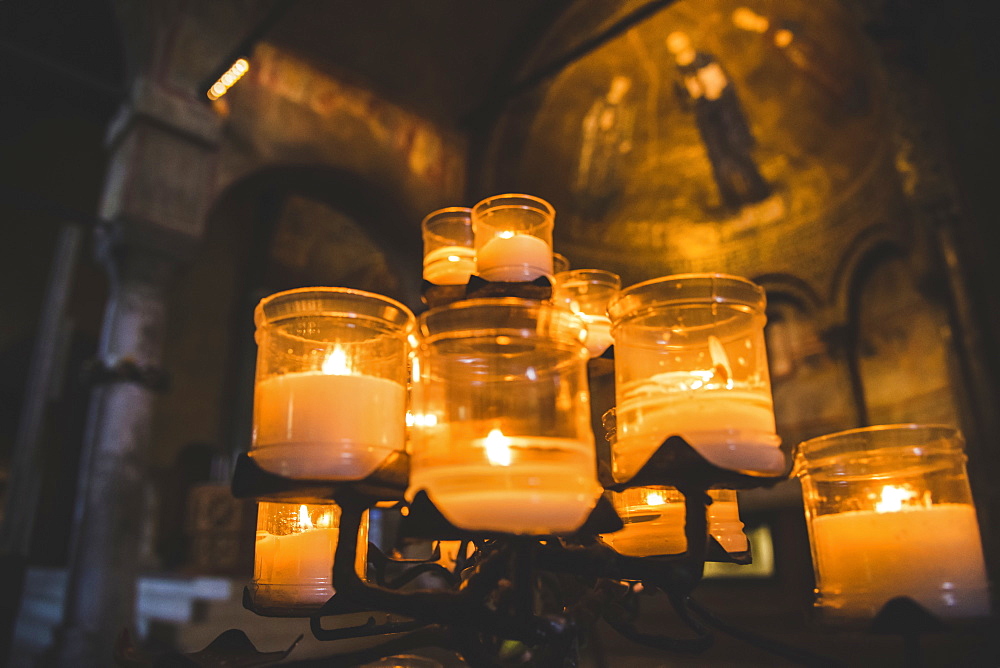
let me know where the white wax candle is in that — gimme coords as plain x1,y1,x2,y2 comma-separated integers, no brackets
477,233,553,281
580,314,613,357
409,436,600,534
604,498,746,556
253,528,339,605
810,504,990,621
423,245,476,285
253,371,406,479
615,384,782,477
606,502,686,556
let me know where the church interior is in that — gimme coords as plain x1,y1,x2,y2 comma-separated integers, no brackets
2,0,999,665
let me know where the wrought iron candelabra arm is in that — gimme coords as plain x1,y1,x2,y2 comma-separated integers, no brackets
230,432,814,666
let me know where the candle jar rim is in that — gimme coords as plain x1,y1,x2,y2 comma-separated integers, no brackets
254,286,416,333
421,207,474,244
608,273,765,325
471,193,556,221
417,297,587,346
421,206,473,224
794,423,963,476
552,252,572,274
553,268,622,289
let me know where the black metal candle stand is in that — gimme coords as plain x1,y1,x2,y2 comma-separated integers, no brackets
230,450,409,504
223,276,839,665
420,274,553,310
229,431,820,667
598,407,791,491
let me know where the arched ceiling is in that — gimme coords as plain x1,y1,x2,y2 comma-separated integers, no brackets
263,0,578,127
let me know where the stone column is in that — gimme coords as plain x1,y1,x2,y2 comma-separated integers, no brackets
50,79,220,667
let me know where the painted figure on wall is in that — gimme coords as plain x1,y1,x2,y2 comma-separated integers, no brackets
574,75,635,220
666,31,771,212
731,7,869,117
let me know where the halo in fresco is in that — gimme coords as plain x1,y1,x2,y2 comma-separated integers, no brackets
514,0,887,273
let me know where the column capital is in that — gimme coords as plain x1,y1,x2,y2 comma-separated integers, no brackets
106,77,222,150
99,78,222,258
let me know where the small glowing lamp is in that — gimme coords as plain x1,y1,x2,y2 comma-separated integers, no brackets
206,58,250,101
796,424,990,624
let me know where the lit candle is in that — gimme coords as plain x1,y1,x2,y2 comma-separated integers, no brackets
423,245,476,285
797,425,991,624
809,485,990,621
471,193,555,282
476,232,554,282
604,488,747,556
579,314,613,357
409,299,596,536
422,207,474,286
252,504,370,610
253,505,339,607
615,373,782,478
551,269,620,357
409,430,600,534
253,346,406,480
609,275,779,477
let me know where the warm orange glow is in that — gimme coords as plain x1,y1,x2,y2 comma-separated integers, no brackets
874,484,917,513
316,509,334,528
298,504,313,529
407,411,438,428
207,58,250,101
322,345,351,375
646,490,666,506
295,504,336,530
485,428,512,467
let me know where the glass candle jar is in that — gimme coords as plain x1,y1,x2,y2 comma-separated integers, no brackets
408,298,601,534
552,252,571,275
251,287,416,480
471,194,555,282
796,424,990,624
602,488,747,557
250,502,368,614
421,207,476,286
552,269,621,357
608,273,782,479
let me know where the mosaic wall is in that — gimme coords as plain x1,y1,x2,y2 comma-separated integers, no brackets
483,0,964,454
488,0,901,284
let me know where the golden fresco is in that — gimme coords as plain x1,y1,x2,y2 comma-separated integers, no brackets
491,0,897,285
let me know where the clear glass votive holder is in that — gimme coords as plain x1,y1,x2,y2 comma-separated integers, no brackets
251,287,416,479
408,298,601,534
603,488,747,556
552,269,621,357
422,207,475,286
795,424,991,624
608,273,782,479
250,501,368,614
552,252,571,275
471,194,555,282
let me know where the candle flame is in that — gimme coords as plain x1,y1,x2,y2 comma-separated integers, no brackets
322,345,351,375
485,428,512,467
498,230,515,239
298,504,314,530
316,510,335,528
646,490,666,506
875,485,917,513
407,412,438,427
708,335,734,389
